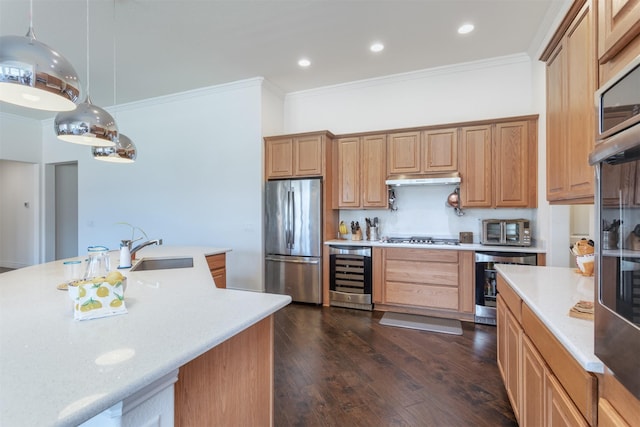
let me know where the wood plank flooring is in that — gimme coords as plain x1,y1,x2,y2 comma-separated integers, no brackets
273,304,516,427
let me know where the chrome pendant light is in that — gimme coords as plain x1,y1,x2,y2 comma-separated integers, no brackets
54,0,117,147
93,133,136,163
0,1,83,111
93,0,136,163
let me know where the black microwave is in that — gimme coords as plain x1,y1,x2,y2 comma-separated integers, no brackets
590,54,640,400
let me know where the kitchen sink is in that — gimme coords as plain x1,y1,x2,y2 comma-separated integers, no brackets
129,257,194,271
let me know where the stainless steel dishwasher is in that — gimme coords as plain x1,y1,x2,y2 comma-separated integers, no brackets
329,246,372,311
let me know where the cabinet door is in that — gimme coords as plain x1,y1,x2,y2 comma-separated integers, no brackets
566,3,595,200
265,138,293,178
522,335,546,427
495,121,531,208
294,135,323,176
497,295,507,381
546,373,589,427
388,131,421,174
362,135,388,208
422,128,457,172
599,0,640,62
460,125,492,207
598,398,631,427
336,137,361,208
546,43,568,201
505,308,522,422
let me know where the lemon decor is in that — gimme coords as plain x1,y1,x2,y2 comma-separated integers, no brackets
68,271,128,320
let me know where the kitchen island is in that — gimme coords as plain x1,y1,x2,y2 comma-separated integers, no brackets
0,246,291,427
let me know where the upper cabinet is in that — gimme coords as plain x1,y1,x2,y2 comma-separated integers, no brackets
459,117,538,208
334,135,387,209
598,0,640,64
265,132,333,179
388,129,458,175
542,0,596,204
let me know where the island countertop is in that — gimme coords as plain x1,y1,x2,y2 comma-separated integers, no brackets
0,246,291,427
495,264,603,373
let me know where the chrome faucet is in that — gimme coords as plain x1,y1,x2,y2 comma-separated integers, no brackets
130,239,163,256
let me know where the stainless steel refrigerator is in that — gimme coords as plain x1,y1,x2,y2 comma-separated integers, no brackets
265,178,322,304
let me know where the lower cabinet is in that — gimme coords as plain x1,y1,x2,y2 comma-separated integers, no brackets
206,253,226,288
374,247,474,320
496,275,595,426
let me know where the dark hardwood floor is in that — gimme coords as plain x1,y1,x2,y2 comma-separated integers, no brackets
273,303,516,427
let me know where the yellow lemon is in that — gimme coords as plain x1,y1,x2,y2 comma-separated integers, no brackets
106,271,124,284
110,299,123,308
79,286,87,298
96,286,109,298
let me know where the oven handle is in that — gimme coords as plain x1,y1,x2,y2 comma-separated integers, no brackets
589,122,640,165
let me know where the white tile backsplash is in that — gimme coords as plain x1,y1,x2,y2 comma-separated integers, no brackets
339,185,536,241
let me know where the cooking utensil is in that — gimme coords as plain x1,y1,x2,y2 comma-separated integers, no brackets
447,189,459,208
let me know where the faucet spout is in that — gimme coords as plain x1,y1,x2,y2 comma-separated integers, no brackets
130,239,163,255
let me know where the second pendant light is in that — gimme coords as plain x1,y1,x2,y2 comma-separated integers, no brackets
54,0,117,147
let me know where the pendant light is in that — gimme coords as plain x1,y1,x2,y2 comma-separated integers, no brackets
54,0,117,147
0,0,83,111
93,0,137,163
92,133,136,163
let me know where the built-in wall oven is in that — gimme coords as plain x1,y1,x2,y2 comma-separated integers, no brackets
475,251,537,325
589,53,640,400
329,246,372,311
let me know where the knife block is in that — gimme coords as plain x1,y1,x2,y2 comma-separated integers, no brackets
351,230,362,241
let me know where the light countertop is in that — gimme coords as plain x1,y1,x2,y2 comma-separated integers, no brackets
495,264,603,373
0,246,291,427
325,239,546,253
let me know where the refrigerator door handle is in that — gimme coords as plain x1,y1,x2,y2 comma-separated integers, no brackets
290,188,295,249
265,256,320,265
285,190,291,249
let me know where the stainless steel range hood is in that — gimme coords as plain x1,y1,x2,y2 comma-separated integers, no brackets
385,172,461,186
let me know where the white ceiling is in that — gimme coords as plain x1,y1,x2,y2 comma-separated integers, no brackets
0,0,570,120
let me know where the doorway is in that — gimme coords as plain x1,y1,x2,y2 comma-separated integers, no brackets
44,162,78,261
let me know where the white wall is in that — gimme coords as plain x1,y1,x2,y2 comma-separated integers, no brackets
38,78,266,291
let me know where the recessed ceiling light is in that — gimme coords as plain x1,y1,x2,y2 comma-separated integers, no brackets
458,23,475,34
298,58,311,68
370,42,384,53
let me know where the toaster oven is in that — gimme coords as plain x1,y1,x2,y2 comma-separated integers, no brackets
480,219,531,246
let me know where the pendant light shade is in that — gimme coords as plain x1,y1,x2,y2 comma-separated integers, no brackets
0,28,83,111
54,96,118,146
92,133,136,163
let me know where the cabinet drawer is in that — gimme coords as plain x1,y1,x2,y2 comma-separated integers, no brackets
384,247,459,263
496,275,522,322
522,303,597,425
206,253,226,270
386,282,459,310
385,259,458,287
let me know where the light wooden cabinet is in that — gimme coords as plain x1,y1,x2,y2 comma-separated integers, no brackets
175,316,273,426
334,134,387,209
598,0,640,63
265,132,329,179
422,128,458,172
497,274,595,427
460,118,537,208
387,131,421,174
598,398,630,427
542,0,596,204
388,129,458,175
546,373,589,427
375,248,474,321
460,125,492,207
206,253,226,288
522,335,546,427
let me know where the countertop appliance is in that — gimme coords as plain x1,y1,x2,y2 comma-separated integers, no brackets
384,236,460,245
329,245,372,311
480,218,531,247
475,251,537,325
589,53,640,400
265,178,322,304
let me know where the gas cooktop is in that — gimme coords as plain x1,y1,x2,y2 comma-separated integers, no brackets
385,236,460,245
